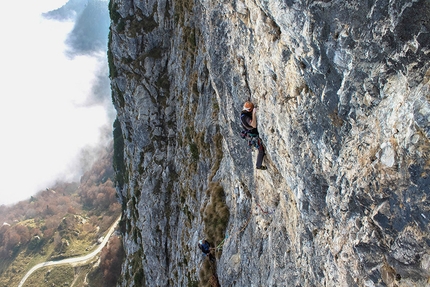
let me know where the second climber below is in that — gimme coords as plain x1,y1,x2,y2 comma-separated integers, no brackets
240,101,267,170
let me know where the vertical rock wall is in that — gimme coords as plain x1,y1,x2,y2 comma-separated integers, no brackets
108,0,430,286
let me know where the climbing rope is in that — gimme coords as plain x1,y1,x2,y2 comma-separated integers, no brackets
199,188,276,287
255,202,275,214
215,236,227,251
214,197,274,252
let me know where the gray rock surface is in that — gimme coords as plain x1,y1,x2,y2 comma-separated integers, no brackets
108,0,430,286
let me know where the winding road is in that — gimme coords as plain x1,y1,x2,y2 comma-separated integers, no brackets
18,216,121,287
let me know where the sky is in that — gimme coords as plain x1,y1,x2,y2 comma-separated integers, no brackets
0,0,114,205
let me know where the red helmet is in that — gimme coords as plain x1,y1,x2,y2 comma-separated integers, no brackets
243,101,254,112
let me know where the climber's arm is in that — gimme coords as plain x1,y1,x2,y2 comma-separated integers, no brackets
250,108,257,128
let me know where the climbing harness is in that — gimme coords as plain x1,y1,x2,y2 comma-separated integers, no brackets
240,130,262,150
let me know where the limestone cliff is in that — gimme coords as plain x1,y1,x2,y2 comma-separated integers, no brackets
108,0,430,286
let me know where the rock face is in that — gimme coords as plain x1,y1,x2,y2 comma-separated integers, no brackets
108,0,430,286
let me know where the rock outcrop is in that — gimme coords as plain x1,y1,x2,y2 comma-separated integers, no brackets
108,0,430,286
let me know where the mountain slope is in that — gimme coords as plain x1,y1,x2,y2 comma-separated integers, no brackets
0,143,122,287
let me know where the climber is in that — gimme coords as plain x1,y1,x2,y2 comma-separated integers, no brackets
240,101,267,170
198,239,215,262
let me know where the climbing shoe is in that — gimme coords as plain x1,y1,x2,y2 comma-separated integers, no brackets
256,166,267,170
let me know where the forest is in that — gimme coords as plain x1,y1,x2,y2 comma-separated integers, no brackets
0,142,124,287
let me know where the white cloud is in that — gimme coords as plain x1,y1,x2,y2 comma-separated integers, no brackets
0,0,112,205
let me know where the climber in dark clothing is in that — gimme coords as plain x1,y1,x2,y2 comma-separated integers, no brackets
241,101,267,170
198,239,215,262
198,239,211,255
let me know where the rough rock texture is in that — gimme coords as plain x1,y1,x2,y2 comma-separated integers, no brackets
108,0,430,286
